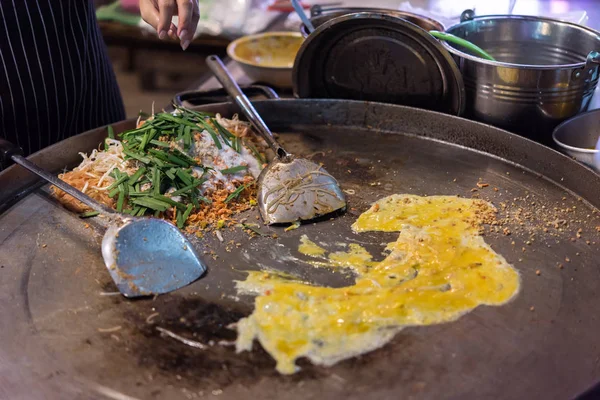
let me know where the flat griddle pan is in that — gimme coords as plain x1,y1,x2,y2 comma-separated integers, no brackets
1,99,599,400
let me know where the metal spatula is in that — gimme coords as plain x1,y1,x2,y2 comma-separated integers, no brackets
205,55,346,225
0,139,206,298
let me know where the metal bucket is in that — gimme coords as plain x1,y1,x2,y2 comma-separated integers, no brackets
299,6,444,38
441,12,600,145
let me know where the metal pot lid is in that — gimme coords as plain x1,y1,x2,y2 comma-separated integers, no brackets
293,12,465,116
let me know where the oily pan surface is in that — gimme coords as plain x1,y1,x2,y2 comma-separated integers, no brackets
0,102,599,400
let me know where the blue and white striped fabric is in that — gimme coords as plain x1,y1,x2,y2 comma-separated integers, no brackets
0,0,125,156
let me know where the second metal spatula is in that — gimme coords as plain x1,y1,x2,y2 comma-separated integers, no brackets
0,138,206,298
205,55,346,225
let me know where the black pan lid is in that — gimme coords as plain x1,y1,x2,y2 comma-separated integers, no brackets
293,12,465,116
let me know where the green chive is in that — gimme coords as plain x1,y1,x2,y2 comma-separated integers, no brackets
132,197,170,212
107,125,115,139
149,139,170,148
244,140,266,164
148,148,170,162
204,126,222,150
220,165,247,175
176,169,193,186
165,152,190,167
157,113,199,129
147,156,172,168
139,131,149,151
109,187,119,198
123,150,151,164
154,194,186,210
79,211,100,218
137,207,148,216
211,118,231,147
171,147,199,166
106,173,130,191
183,127,192,149
165,169,176,180
182,203,194,221
170,183,198,196
128,167,147,185
224,183,250,204
241,223,268,236
176,209,184,229
197,195,211,204
116,188,125,212
152,167,161,195
120,124,152,139
232,136,241,153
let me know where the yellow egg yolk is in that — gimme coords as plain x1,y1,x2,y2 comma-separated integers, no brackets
235,194,521,374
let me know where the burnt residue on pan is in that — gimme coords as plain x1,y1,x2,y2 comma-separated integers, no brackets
100,294,329,393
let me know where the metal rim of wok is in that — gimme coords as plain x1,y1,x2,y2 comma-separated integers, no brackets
1,98,599,400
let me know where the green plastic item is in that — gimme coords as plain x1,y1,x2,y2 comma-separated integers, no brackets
96,1,141,26
429,30,496,61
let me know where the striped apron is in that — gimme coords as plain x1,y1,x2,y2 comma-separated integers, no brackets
0,0,125,156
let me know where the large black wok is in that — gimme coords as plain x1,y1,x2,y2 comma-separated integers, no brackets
1,98,599,400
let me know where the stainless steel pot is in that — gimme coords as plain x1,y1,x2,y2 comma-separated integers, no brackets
299,6,444,38
552,108,600,172
441,12,600,145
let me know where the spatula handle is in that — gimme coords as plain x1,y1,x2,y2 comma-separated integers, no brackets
0,138,115,215
206,55,289,159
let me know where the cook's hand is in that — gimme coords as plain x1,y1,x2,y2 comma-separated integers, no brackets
139,0,200,50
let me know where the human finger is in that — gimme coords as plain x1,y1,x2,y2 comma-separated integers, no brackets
157,0,177,37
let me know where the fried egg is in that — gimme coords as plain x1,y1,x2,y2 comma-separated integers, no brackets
235,194,521,374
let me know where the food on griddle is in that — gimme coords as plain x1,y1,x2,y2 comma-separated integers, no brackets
52,107,268,229
235,194,520,374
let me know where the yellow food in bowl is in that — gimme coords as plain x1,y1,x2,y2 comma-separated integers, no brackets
228,32,303,69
